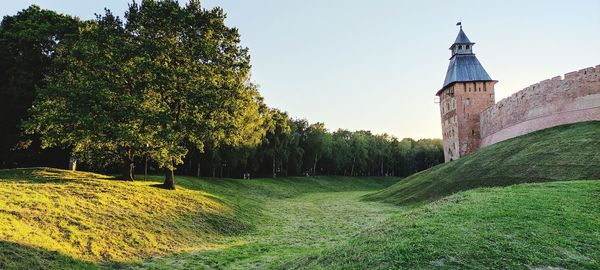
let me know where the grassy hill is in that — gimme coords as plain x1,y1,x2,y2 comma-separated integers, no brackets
0,168,398,269
1,122,598,269
365,121,600,205
282,180,600,269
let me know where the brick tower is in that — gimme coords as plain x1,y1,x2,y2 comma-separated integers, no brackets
436,25,497,162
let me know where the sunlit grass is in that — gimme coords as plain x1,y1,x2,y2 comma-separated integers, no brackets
0,168,398,269
137,191,401,269
0,168,251,267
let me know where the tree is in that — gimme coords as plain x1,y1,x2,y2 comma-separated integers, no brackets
0,5,79,168
330,129,351,175
260,109,292,177
128,0,265,189
25,1,266,187
348,131,369,176
24,10,152,181
303,123,332,175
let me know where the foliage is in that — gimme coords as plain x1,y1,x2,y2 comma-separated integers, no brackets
3,3,442,181
23,11,150,179
365,121,600,205
283,180,600,269
192,116,443,179
0,5,79,168
23,1,266,186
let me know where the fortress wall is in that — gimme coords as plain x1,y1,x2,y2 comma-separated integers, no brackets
480,65,600,148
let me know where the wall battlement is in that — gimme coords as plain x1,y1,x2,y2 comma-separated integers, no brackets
480,65,600,147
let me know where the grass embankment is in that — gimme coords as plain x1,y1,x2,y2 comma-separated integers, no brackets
365,121,600,205
139,190,400,269
284,180,600,269
0,167,398,269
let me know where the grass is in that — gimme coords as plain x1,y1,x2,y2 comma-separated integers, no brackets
0,167,398,269
283,180,600,269
135,191,400,269
1,122,598,269
0,167,256,268
365,121,600,205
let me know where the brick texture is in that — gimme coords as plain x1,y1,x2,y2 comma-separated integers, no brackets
479,65,600,148
438,81,496,162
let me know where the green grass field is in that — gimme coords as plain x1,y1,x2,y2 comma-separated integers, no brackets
0,122,598,269
0,168,399,269
365,121,600,205
284,180,600,269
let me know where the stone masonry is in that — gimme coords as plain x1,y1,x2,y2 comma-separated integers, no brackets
479,65,600,147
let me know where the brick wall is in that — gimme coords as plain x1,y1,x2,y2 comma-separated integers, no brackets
480,65,600,148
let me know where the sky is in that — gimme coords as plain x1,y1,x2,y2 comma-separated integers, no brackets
3,1,600,139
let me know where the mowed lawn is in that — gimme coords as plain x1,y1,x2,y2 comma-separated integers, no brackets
0,168,400,269
137,191,400,269
285,180,600,269
0,168,598,269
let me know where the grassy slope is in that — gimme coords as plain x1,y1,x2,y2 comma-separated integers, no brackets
365,121,600,205
0,168,398,269
283,180,600,269
137,191,401,269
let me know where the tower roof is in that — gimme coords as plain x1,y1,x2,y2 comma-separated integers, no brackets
442,54,492,88
439,27,493,91
454,28,472,44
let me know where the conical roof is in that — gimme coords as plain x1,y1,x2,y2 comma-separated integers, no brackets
439,28,493,91
442,54,492,88
454,28,472,44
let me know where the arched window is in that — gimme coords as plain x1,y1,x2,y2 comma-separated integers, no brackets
466,45,470,49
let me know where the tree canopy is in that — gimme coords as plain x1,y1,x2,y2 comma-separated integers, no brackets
0,5,79,167
24,0,266,188
1,1,444,187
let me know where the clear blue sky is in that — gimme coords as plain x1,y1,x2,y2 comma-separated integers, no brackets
3,1,600,139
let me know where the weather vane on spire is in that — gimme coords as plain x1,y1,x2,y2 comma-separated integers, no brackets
456,21,462,29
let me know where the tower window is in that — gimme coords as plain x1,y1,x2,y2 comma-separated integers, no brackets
466,45,470,49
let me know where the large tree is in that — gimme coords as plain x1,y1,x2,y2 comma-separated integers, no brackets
26,1,265,187
24,10,152,180
0,6,79,168
126,0,265,189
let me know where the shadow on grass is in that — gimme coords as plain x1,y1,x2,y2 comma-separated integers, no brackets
0,241,99,270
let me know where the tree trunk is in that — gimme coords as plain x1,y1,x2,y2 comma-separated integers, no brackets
163,165,176,190
122,149,134,181
313,153,318,176
272,156,276,178
351,156,356,176
68,157,77,171
196,162,201,177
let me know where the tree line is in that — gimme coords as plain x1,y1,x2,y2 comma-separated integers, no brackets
0,1,443,189
193,112,444,178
